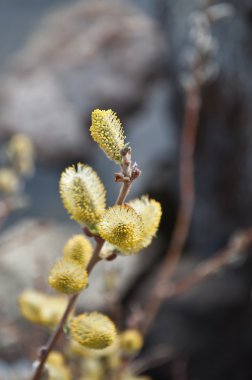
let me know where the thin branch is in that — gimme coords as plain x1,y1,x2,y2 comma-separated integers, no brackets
132,346,174,375
141,86,200,335
116,181,132,206
115,146,141,205
164,227,252,299
31,238,105,380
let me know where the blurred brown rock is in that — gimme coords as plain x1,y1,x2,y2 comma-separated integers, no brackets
0,0,165,161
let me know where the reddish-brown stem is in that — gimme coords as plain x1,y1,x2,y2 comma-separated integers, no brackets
32,293,78,379
115,146,140,205
164,227,252,299
132,346,174,375
31,238,104,380
141,86,200,334
116,181,132,205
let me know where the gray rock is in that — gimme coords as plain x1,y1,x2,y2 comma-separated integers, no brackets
0,360,31,380
0,0,165,161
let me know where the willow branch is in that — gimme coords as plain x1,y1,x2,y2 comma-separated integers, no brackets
116,181,132,205
141,86,200,334
115,146,141,205
131,346,174,375
163,227,252,299
31,149,141,380
31,238,105,380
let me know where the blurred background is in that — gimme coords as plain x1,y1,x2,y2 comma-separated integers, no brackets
1,0,252,379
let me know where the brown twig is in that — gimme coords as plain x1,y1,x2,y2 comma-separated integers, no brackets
31,238,105,380
131,346,174,375
116,182,132,206
163,227,252,299
140,86,200,334
115,146,141,205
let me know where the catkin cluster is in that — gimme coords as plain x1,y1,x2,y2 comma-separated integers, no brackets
48,234,91,294
60,109,162,254
19,108,161,380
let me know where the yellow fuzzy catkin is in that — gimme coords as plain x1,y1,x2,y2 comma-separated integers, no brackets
79,358,104,379
68,338,119,359
46,351,71,380
129,196,162,250
48,259,88,294
70,312,117,349
60,163,106,229
18,290,69,328
120,329,144,354
98,205,144,255
90,109,126,163
47,351,64,366
0,168,19,194
7,133,34,177
8,133,34,159
63,235,92,267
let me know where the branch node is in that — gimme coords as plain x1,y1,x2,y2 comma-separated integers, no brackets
83,227,94,237
38,346,47,359
105,252,117,261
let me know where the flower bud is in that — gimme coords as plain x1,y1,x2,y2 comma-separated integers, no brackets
0,168,19,194
68,338,119,359
70,312,117,349
48,259,88,294
90,109,126,163
98,205,144,255
63,234,92,267
18,290,69,328
46,351,71,380
47,351,64,366
129,196,162,250
60,163,106,229
7,133,34,177
120,329,144,355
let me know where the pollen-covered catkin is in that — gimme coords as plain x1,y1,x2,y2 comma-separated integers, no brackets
63,234,92,267
7,133,34,177
46,351,71,380
70,312,117,349
120,329,144,355
48,258,88,294
129,196,162,250
0,168,19,194
18,290,69,328
98,205,144,254
60,163,106,229
90,109,126,163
